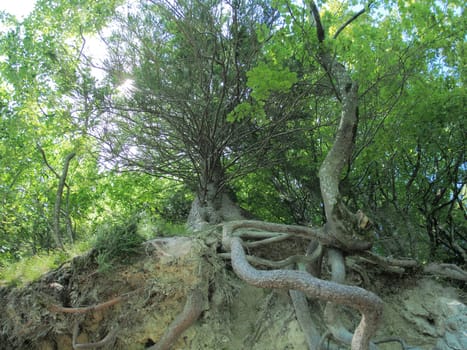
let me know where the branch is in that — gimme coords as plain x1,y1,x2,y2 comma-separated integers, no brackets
333,4,369,39
309,1,325,42
37,144,60,179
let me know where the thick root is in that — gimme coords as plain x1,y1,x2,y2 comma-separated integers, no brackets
148,287,205,350
289,289,321,349
229,237,383,350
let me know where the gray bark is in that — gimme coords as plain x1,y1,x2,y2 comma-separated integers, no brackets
53,152,76,249
230,237,383,350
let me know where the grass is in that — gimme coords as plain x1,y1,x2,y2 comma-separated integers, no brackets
0,240,92,287
92,217,146,272
0,217,190,287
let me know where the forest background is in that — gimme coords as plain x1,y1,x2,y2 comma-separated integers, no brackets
0,0,465,286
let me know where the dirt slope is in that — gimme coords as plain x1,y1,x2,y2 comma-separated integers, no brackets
0,236,465,350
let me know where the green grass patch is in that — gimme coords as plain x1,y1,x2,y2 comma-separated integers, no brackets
0,215,190,286
0,241,92,287
92,216,146,273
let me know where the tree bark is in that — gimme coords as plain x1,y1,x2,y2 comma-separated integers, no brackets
230,237,383,350
38,145,76,250
53,152,76,249
309,3,380,349
187,156,243,230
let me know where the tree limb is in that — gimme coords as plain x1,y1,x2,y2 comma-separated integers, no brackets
309,1,325,42
333,4,371,40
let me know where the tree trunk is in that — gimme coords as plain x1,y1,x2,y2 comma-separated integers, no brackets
187,156,243,230
53,152,76,250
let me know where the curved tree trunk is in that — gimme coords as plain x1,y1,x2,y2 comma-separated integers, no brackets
309,2,381,348
38,144,76,250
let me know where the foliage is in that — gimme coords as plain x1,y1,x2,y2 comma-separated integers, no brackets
242,0,466,262
92,215,146,272
0,0,465,270
0,0,122,257
94,0,289,221
0,241,91,287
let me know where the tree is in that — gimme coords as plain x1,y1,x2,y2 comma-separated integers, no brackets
221,1,466,350
0,0,121,255
96,0,287,229
1,1,466,349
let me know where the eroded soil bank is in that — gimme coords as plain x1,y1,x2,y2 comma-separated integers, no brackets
1,236,465,350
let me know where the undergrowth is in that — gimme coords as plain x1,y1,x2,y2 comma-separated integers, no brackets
93,216,146,272
0,214,189,285
92,213,189,272
0,241,91,287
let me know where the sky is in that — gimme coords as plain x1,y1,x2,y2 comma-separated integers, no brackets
0,0,36,18
0,0,109,80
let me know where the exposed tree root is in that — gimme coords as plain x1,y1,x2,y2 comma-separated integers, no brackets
222,220,372,253
227,235,383,350
243,291,276,347
423,263,467,281
72,322,118,349
222,218,467,350
374,337,414,350
289,289,321,349
318,330,333,349
148,287,205,350
219,252,320,268
49,295,123,349
361,252,467,281
48,296,123,314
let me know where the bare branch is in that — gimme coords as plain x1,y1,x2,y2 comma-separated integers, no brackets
37,144,61,179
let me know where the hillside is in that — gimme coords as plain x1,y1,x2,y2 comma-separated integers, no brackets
1,233,465,350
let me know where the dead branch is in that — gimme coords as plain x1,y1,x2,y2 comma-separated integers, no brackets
333,2,374,39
